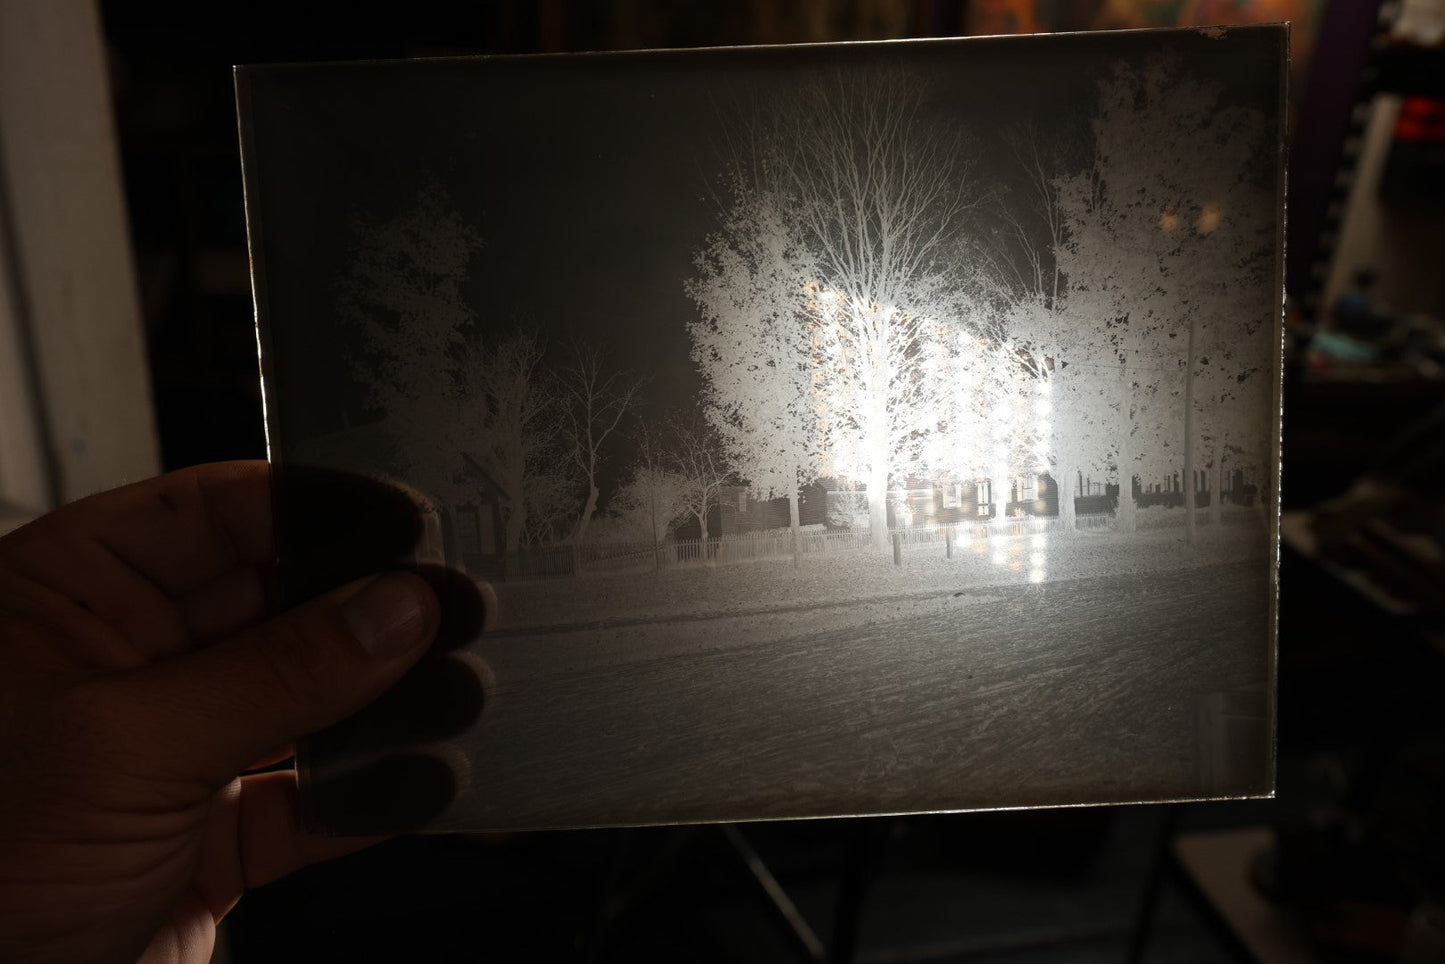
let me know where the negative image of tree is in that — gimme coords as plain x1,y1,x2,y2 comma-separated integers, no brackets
1050,54,1273,536
688,184,822,566
336,183,484,496
692,69,986,550
558,342,645,547
460,330,570,553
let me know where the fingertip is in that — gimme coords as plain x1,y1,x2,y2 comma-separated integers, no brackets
340,572,440,660
412,565,486,651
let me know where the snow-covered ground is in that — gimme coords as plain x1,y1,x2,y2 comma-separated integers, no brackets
411,516,1278,831
450,554,1273,831
487,518,1271,634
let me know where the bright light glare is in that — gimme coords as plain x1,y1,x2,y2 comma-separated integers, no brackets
1198,202,1221,234
1029,568,1047,584
1031,534,1047,549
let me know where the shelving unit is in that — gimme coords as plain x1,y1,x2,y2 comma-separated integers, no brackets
1306,3,1445,324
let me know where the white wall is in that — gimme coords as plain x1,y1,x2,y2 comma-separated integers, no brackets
0,0,159,530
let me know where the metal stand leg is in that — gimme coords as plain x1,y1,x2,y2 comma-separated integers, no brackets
830,820,884,964
722,824,828,963
1125,805,1180,964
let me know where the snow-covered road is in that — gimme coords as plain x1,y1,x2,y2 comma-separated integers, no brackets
441,559,1272,831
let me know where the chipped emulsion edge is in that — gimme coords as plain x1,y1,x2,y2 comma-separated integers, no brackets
235,64,321,826
233,67,273,469
1268,22,1290,798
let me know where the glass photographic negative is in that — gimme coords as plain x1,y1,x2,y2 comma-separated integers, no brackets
237,24,1286,833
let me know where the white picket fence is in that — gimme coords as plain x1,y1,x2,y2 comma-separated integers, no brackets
507,513,1121,579
505,505,1264,580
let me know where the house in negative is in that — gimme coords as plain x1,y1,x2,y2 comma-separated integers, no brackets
929,479,994,523
818,473,1064,529
453,453,508,580
288,417,507,579
1004,472,1060,518
673,484,825,540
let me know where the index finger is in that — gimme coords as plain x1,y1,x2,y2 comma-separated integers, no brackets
57,460,275,598
11,460,430,606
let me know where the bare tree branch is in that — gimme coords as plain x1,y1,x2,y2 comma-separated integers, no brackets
557,340,646,546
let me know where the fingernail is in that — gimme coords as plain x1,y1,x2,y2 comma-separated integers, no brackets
343,574,430,658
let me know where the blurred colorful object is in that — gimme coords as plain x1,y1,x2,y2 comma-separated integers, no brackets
967,0,1321,32
967,0,1324,87
1382,97,1445,203
1394,97,1445,144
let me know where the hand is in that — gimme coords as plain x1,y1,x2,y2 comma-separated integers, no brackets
0,461,441,963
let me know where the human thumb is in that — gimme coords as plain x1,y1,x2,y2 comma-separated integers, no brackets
121,572,439,789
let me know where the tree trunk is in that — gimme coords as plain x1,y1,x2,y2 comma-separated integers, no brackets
867,462,889,551
866,345,891,552
788,488,801,569
503,472,526,553
1210,444,1224,528
1254,470,1270,527
1183,314,1198,546
1057,461,1076,532
1115,364,1136,533
573,482,599,547
696,508,711,565
650,485,662,571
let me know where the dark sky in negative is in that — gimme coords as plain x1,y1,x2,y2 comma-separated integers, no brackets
242,25,1284,449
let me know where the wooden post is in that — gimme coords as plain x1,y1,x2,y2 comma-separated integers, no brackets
789,490,802,570
945,525,953,559
892,530,902,566
1184,305,1198,546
